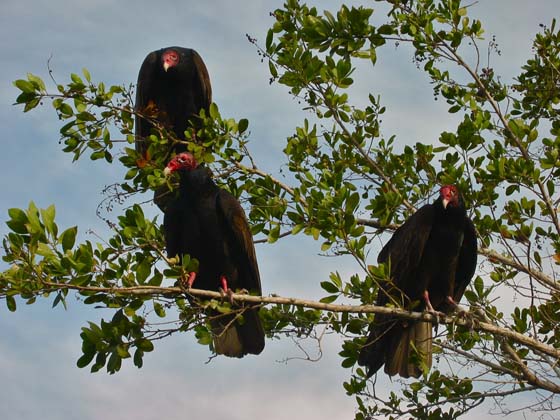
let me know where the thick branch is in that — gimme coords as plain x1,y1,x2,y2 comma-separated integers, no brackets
40,281,560,362
501,340,560,394
475,310,560,394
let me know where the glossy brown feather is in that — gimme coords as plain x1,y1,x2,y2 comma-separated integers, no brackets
358,186,477,378
163,156,264,357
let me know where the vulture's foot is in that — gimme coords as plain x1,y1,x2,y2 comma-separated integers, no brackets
180,271,197,289
446,295,459,309
446,296,470,318
219,275,235,305
423,290,436,313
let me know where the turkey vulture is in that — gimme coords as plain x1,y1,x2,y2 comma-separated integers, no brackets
358,185,477,378
163,152,265,357
135,46,212,159
135,46,212,210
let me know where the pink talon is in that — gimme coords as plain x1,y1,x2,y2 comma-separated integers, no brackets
423,290,435,312
446,295,458,307
220,275,228,293
187,272,197,288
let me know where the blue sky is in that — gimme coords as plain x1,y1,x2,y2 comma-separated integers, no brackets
1,1,557,419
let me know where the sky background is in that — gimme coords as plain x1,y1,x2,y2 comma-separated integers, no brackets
1,1,557,419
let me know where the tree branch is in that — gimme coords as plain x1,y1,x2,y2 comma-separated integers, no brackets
479,247,559,292
40,281,560,364
474,309,560,394
439,341,520,378
438,38,560,237
233,160,307,207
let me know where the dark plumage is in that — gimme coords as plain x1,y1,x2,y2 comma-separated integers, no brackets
135,46,212,211
135,46,212,159
163,153,265,357
358,185,477,378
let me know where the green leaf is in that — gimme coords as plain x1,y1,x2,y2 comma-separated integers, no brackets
136,339,154,352
107,352,122,374
330,272,342,288
13,79,35,93
59,226,78,252
238,118,249,134
6,295,17,312
76,352,95,368
133,349,144,368
341,357,355,368
76,111,96,122
195,326,213,345
321,280,339,293
209,102,219,119
40,204,57,238
7,208,28,234
27,73,46,92
59,103,74,116
319,295,338,303
116,344,130,358
82,68,91,83
37,242,55,258
291,224,304,235
310,227,320,240
265,29,274,50
268,223,281,243
23,97,41,112
52,291,67,309
26,201,43,234
70,73,84,85
449,105,461,113
269,60,278,78
136,258,151,284
153,302,166,318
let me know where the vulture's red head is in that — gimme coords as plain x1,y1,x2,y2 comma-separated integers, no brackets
162,49,180,72
164,153,198,176
440,185,460,209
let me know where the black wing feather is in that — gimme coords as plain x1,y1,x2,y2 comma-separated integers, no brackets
215,189,265,355
377,204,435,300
453,216,478,303
191,50,212,113
216,190,261,294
